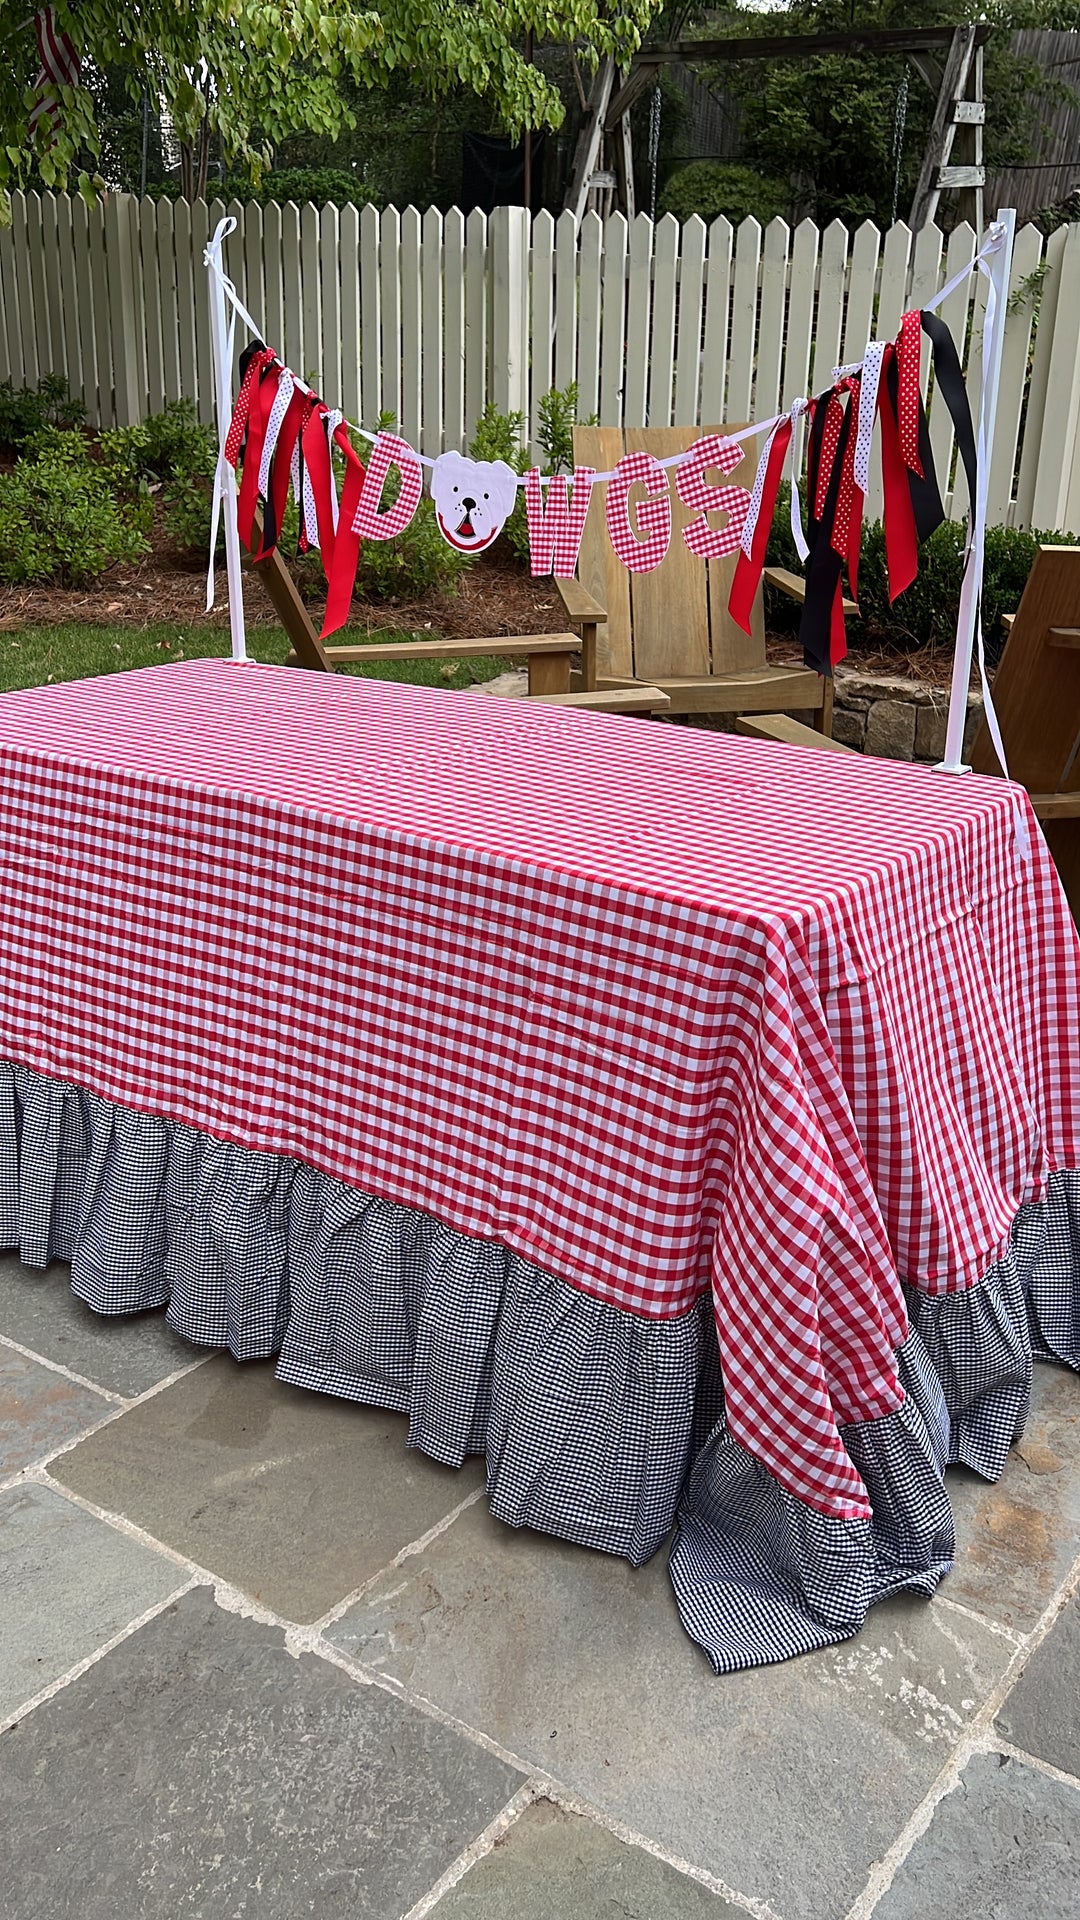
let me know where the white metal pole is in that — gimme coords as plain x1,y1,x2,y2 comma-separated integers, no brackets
937,208,1016,773
207,226,249,664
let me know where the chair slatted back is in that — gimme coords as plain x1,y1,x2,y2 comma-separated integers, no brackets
572,425,766,681
970,545,1080,794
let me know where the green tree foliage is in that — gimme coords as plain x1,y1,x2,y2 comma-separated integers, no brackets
1,0,666,202
659,159,790,224
695,1,1080,230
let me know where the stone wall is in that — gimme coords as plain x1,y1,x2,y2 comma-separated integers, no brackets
829,671,984,763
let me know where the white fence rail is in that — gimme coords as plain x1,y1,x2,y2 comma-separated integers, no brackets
3,192,1080,530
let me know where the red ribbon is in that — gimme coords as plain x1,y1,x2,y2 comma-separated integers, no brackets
321,431,369,637
236,360,283,550
257,382,310,561
896,309,924,479
878,343,920,602
728,416,793,637
224,348,275,472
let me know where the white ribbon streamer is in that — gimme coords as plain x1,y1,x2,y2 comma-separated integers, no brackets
853,342,887,497
787,398,810,562
204,218,247,662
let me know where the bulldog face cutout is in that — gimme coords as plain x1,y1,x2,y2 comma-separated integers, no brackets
431,452,519,552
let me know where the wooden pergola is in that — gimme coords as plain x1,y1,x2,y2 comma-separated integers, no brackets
565,23,991,232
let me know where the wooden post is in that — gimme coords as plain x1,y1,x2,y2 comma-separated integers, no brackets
565,56,615,220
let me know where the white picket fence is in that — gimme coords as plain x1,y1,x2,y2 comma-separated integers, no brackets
4,191,1080,530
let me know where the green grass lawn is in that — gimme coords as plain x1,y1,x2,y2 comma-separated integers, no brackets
0,622,512,696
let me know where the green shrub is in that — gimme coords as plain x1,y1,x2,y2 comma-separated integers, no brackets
96,401,217,555
149,167,377,208
0,455,151,585
659,162,789,228
764,481,1080,664
468,401,531,560
467,383,598,564
0,373,85,451
99,399,215,492
326,415,468,601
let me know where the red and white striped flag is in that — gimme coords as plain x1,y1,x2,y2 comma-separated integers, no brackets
28,8,80,143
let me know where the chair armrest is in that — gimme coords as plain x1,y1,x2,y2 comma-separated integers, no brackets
764,565,858,618
556,578,607,626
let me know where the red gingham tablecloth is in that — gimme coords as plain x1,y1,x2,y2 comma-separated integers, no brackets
0,659,1077,1520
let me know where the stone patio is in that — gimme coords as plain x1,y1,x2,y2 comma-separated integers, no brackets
2,1252,1078,1919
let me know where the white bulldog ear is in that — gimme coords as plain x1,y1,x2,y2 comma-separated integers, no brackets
487,459,521,517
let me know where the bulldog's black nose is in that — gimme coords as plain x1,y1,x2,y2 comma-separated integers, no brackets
460,496,477,512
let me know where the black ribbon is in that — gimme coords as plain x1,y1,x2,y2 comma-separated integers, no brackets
798,388,856,677
921,310,978,513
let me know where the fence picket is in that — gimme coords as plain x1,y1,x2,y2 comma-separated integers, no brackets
443,208,465,452
988,222,1043,526
700,219,732,424
1031,223,1080,530
399,205,423,450
378,206,402,431
624,214,654,427
600,212,629,428
576,209,603,424
552,210,578,396
172,199,196,433
339,203,362,426
359,203,381,429
152,197,178,405
189,200,212,425
10,195,38,388
242,199,265,355
811,221,849,395
843,223,881,366
755,218,790,421
673,216,706,427
491,206,530,426
530,210,556,446
421,207,444,455
299,203,321,395
139,195,165,414
782,220,819,410
464,208,487,445
53,194,83,405
727,218,762,421
262,202,285,380
0,209,19,384
320,202,343,420
648,213,679,426
281,203,304,377
25,194,52,382
40,194,64,381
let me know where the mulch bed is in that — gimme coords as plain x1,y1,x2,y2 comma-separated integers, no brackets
0,533,956,685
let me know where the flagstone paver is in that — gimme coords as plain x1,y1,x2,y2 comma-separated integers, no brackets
871,1751,1080,1920
432,1799,744,1918
0,1255,194,1398
0,1586,525,1920
944,1362,1080,1634
327,1501,1011,1920
0,1481,183,1723
995,1592,1080,1778
50,1356,484,1621
0,1345,111,1477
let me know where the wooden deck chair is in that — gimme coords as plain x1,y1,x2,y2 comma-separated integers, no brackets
247,515,670,717
555,426,851,732
970,544,1080,919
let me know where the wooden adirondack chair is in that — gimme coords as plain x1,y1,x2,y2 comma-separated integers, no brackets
556,426,844,732
247,514,670,715
970,544,1080,918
